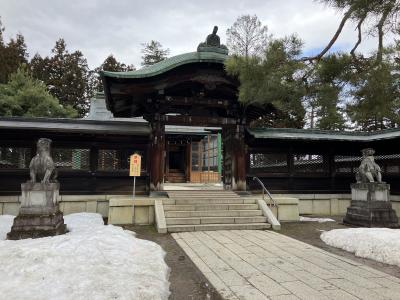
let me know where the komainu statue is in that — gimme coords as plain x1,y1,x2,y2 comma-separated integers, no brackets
356,148,382,183
29,138,57,184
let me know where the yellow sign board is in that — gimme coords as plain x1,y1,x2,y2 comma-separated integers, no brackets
129,154,141,177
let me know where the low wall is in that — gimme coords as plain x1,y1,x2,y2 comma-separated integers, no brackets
0,195,157,226
272,193,400,217
1,194,400,225
108,198,157,225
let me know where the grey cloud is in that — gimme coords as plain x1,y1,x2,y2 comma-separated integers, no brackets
0,0,387,68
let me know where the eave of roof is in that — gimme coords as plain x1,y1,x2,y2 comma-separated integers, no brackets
101,51,228,79
0,117,151,136
247,128,400,142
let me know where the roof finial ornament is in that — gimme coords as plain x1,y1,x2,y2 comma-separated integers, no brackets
197,25,228,55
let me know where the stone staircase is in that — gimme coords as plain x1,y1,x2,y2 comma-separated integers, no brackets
164,190,271,232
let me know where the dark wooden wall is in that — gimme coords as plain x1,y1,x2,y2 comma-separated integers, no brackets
246,137,400,195
0,128,150,195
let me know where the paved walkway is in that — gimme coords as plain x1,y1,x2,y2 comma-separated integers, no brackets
172,230,400,300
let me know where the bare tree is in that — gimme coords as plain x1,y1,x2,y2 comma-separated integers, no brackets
226,15,269,57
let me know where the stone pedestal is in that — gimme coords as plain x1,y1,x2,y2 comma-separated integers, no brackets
343,182,399,228
7,182,67,240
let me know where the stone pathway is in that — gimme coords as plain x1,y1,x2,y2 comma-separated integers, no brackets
172,230,400,300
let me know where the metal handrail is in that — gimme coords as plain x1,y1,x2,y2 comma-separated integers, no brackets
252,176,277,207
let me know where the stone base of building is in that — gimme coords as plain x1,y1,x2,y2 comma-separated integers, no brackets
7,211,67,240
343,182,399,228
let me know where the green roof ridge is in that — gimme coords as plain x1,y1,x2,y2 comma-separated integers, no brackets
247,127,400,136
101,51,228,79
247,127,400,141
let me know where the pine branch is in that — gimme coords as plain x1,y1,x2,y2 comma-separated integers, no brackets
377,4,393,63
300,7,355,62
350,13,367,59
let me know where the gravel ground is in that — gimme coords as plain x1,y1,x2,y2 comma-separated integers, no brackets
123,225,223,300
279,215,400,278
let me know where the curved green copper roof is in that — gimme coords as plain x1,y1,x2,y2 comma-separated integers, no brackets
247,127,400,141
101,51,228,79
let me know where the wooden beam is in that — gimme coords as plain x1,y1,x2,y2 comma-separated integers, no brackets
158,115,237,126
158,96,230,108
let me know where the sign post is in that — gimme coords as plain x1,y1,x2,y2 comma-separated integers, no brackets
129,153,141,224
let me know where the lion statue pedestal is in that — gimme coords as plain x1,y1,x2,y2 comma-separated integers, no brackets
7,138,66,240
343,148,399,228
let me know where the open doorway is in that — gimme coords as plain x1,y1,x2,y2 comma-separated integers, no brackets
165,144,186,183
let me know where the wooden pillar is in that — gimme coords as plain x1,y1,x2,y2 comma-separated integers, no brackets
150,121,165,191
89,145,98,194
217,133,222,180
222,125,247,191
185,142,191,182
207,134,211,183
234,125,246,191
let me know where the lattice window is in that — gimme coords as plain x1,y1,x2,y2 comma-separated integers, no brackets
334,155,362,174
250,153,288,172
98,149,123,170
0,147,31,169
53,148,90,170
375,154,400,174
335,154,400,174
293,154,326,173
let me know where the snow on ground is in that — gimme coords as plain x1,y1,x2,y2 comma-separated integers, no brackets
0,215,15,240
300,216,335,223
0,212,170,300
321,228,400,267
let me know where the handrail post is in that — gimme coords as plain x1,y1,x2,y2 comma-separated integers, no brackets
252,176,277,207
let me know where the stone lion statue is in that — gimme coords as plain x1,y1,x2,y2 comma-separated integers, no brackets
356,148,382,183
29,138,57,184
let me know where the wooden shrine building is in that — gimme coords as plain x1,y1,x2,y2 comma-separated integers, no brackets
101,27,268,191
0,27,400,195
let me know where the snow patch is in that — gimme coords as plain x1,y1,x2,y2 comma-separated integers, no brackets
0,212,170,300
0,215,15,240
300,216,335,223
321,228,400,267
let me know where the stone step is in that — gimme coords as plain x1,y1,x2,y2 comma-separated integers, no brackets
167,223,271,232
166,216,268,225
164,203,259,211
165,209,263,218
170,195,241,199
168,193,240,196
175,198,248,205
168,190,236,193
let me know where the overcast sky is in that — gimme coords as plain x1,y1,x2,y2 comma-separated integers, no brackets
0,0,391,69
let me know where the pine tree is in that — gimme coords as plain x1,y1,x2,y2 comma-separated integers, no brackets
347,58,400,130
89,54,135,93
30,39,91,117
225,35,306,128
0,19,28,84
141,40,170,66
0,65,77,118
305,54,353,130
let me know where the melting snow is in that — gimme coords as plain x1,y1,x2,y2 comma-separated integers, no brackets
300,216,335,223
321,228,400,267
0,212,170,300
0,215,15,240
